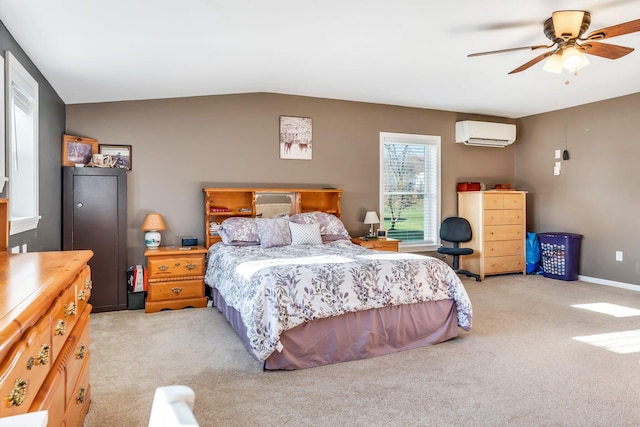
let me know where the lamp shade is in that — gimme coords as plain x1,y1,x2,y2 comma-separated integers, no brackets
141,213,167,231
363,211,380,225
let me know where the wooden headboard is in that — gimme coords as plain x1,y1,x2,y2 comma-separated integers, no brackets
203,188,342,248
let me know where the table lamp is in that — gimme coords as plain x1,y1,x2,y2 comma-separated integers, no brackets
141,213,167,250
363,211,380,238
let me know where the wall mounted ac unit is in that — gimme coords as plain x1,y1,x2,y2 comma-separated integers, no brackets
455,121,516,148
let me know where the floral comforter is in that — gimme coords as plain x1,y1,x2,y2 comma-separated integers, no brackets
205,241,472,361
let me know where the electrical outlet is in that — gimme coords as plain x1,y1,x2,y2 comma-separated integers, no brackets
616,251,623,262
555,149,561,159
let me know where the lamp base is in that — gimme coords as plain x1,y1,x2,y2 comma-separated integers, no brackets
145,230,162,250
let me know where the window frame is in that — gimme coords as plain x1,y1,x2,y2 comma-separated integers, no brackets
5,51,40,235
379,132,441,252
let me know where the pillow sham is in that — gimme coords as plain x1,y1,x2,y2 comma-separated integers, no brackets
289,222,323,246
256,217,292,248
289,211,351,239
218,217,260,246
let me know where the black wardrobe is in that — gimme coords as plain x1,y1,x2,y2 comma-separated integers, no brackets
63,167,127,312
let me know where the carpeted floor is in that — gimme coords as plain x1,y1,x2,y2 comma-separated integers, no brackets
84,274,640,426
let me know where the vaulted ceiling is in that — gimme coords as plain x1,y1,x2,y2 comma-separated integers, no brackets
1,1,640,118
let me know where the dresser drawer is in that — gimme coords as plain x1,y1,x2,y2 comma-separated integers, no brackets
0,317,53,417
65,354,91,427
483,209,524,225
483,193,524,210
49,284,79,361
28,360,66,427
503,194,524,210
148,279,204,302
148,256,205,279
66,308,90,408
75,266,93,316
484,225,524,241
484,255,525,274
484,240,524,257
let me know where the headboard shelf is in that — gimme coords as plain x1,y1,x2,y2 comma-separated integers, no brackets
203,188,342,248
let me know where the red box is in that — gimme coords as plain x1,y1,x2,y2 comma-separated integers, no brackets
457,182,481,192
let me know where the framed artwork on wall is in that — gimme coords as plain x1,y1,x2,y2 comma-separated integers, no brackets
99,144,132,170
62,134,98,166
279,116,312,160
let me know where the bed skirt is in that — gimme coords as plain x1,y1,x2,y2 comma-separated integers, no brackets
211,287,459,370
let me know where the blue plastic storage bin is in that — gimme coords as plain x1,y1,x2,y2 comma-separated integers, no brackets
538,232,582,281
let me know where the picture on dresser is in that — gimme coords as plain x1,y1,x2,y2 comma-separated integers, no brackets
63,134,98,166
279,115,312,160
100,144,132,170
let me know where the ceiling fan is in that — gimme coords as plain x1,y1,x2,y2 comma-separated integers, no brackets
468,10,640,74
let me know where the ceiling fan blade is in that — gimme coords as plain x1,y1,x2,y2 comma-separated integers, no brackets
579,41,634,59
508,51,555,74
584,18,640,40
468,44,551,57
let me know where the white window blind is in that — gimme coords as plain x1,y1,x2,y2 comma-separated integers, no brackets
379,132,441,252
6,51,40,235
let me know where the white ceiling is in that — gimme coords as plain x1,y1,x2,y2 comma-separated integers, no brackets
1,1,640,118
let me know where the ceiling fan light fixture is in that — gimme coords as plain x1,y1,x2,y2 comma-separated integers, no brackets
561,46,584,70
543,53,563,73
552,10,586,39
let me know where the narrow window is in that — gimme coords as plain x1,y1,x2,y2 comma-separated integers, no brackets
6,51,39,234
380,132,441,252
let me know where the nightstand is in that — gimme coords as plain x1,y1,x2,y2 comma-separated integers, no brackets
351,237,401,252
145,246,209,313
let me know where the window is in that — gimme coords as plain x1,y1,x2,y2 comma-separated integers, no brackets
6,51,39,235
379,132,441,252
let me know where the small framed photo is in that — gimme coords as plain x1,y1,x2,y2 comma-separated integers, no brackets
99,144,132,171
377,229,387,238
63,134,98,166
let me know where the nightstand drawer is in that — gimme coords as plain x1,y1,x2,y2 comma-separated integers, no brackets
350,238,400,252
148,256,205,278
148,279,203,302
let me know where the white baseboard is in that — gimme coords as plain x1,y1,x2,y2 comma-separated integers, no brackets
578,275,640,292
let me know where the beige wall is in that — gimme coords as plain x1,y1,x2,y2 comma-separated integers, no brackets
66,93,515,265
516,92,640,285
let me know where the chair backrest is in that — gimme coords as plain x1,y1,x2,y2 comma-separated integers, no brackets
439,217,472,243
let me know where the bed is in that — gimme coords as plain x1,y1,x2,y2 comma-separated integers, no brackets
204,212,472,370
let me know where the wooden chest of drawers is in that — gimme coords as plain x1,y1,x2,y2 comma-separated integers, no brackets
458,190,527,280
145,246,209,313
0,250,93,426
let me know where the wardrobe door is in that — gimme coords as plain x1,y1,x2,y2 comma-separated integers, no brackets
63,167,127,312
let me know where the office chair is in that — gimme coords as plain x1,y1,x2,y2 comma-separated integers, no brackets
437,217,481,281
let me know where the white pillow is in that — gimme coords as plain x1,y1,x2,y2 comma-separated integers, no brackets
289,222,323,246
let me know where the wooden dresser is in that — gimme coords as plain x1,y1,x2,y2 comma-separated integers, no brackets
0,250,93,426
458,190,527,280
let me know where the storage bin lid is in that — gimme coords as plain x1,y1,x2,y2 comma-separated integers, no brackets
538,232,583,239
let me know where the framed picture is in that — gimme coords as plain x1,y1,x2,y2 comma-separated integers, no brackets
99,144,132,171
62,134,98,166
279,116,312,160
377,229,388,238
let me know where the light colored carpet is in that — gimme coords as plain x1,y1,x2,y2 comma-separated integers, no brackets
84,275,640,426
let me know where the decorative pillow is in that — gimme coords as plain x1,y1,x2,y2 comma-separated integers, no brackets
218,217,260,246
256,217,292,248
289,211,351,239
289,222,323,246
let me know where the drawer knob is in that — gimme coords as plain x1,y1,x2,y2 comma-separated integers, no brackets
174,262,181,267
186,263,196,270
36,344,50,366
78,290,86,301
7,378,27,407
77,344,86,360
85,279,93,290
55,319,66,336
76,387,86,404
158,265,169,271
171,287,183,295
65,302,77,316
